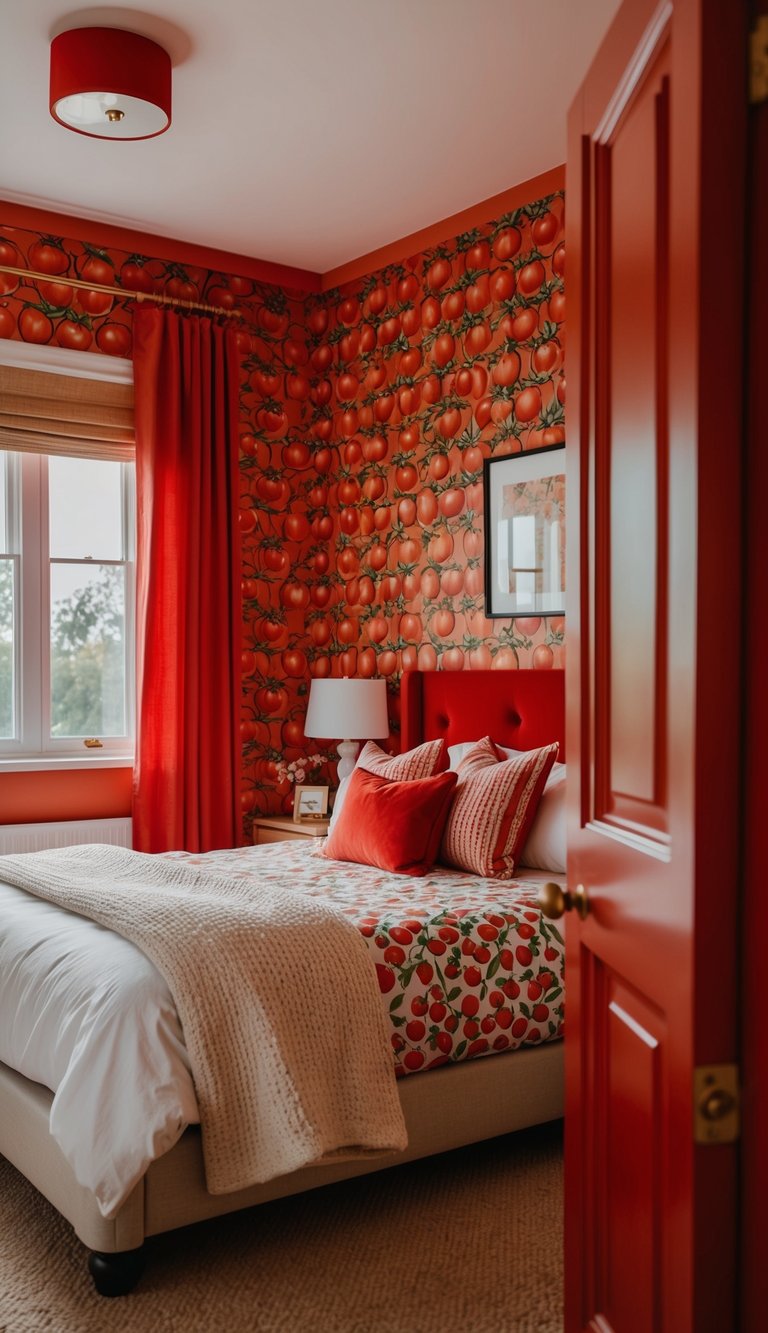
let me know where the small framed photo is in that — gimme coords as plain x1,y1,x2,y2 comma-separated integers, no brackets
293,785,330,823
483,445,566,618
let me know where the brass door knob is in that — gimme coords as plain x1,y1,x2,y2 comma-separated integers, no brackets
699,1087,737,1121
538,880,590,921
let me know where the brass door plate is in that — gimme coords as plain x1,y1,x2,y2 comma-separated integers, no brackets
751,15,768,105
694,1064,740,1145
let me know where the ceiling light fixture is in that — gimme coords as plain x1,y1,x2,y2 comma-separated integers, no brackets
50,27,172,140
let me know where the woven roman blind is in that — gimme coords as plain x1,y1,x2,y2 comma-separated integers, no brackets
0,365,135,460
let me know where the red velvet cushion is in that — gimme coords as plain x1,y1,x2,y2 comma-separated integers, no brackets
323,766,458,876
328,737,448,835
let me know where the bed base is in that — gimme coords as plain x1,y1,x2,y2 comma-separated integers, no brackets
2,669,567,1295
0,1041,563,1295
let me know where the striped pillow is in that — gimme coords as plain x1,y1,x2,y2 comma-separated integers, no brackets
440,736,559,878
357,738,447,781
329,738,447,833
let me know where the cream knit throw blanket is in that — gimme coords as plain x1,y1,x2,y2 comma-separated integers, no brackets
0,844,407,1195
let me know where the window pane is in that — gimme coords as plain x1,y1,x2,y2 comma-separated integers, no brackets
50,563,127,737
0,558,14,738
49,456,124,560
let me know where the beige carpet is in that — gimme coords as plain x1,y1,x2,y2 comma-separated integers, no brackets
0,1122,563,1333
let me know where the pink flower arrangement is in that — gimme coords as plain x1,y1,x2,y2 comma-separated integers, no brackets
275,753,326,786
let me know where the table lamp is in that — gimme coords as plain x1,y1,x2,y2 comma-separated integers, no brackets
304,678,389,783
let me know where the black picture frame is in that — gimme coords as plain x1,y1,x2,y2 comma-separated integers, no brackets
483,444,566,618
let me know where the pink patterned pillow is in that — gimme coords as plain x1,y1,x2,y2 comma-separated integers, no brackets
440,736,559,878
357,738,447,780
329,738,447,833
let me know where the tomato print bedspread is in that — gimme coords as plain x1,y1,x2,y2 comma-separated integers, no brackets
168,841,565,1078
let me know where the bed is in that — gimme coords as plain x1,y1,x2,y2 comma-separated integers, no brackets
0,667,566,1296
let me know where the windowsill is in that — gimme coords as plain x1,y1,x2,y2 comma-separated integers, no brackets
0,756,134,773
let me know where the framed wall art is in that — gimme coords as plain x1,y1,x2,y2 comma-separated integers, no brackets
483,445,565,618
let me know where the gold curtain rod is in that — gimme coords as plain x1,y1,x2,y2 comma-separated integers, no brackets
0,265,239,318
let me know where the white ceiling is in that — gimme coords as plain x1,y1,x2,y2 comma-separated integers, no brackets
1,0,622,275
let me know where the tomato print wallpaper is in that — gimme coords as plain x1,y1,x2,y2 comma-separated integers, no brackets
0,186,565,839
0,230,306,353
266,191,567,827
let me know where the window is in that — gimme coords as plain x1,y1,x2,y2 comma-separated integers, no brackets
0,448,135,761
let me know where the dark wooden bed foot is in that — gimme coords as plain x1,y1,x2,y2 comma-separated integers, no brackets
87,1245,145,1296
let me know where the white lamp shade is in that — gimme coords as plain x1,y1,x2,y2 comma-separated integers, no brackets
304,678,389,742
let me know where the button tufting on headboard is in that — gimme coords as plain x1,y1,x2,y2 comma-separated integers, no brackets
400,668,565,759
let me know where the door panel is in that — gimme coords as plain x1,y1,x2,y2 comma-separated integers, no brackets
565,1,745,1329
597,31,670,840
601,972,664,1333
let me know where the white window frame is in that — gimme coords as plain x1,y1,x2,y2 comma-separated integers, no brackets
0,344,135,771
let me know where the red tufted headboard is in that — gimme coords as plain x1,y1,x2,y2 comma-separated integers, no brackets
400,669,565,761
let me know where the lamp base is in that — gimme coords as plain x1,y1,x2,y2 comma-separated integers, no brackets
336,740,359,785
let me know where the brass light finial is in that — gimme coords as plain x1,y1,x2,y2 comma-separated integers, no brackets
105,108,125,123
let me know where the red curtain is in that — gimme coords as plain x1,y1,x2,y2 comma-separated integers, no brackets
131,306,241,852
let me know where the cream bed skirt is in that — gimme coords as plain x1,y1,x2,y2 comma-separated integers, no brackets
0,1040,564,1254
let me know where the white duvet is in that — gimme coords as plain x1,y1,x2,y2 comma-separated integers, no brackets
0,880,199,1217
0,850,563,1219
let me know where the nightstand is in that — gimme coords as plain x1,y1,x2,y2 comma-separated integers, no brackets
252,815,331,846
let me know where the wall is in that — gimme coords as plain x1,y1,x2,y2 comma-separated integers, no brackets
0,171,566,837
0,210,311,826
327,193,565,671
239,181,566,824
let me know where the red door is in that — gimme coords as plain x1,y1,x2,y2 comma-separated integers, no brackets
740,2,768,1324
561,0,746,1328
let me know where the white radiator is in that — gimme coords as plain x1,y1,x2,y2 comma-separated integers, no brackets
0,817,132,855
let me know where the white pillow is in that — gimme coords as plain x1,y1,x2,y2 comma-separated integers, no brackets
328,772,352,834
447,741,566,873
447,741,475,770
518,767,566,872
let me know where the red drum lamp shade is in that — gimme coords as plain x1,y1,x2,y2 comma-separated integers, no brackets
50,27,172,140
